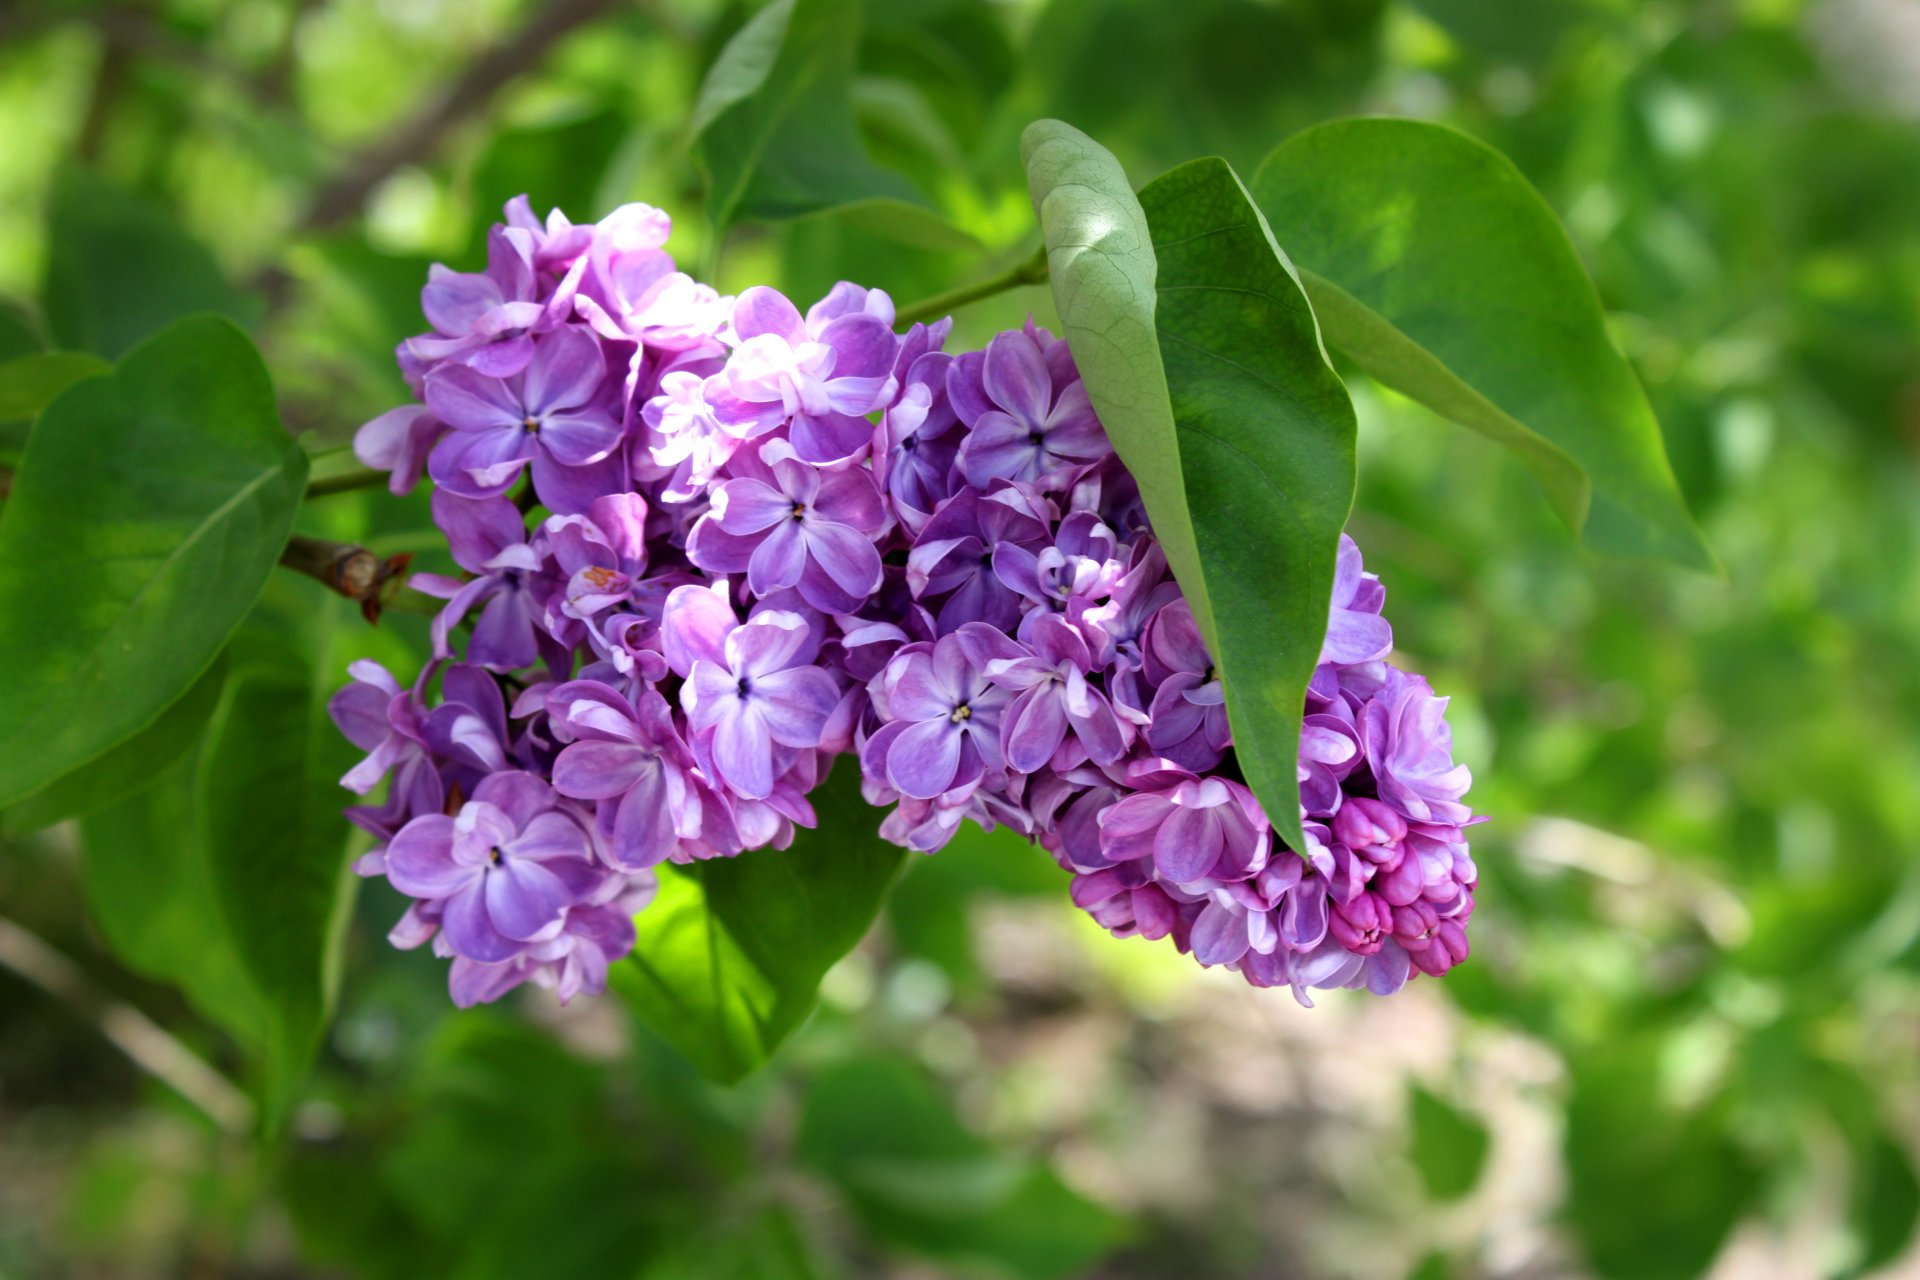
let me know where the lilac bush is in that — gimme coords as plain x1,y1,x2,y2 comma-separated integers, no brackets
334,197,1481,1009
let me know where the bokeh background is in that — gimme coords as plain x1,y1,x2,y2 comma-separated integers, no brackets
3,0,1919,1277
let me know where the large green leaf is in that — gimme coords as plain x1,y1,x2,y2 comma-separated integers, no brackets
0,316,307,808
0,351,108,424
4,658,225,835
693,0,923,232
1019,119,1214,656
196,645,360,1127
79,739,270,1065
1251,118,1711,569
41,168,246,359
612,761,906,1082
1136,156,1357,855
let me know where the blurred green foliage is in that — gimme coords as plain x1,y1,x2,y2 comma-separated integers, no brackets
0,0,1917,1277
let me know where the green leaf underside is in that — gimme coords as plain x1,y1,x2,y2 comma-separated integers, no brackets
1252,118,1712,570
613,760,907,1082
694,0,923,232
1018,120,1216,654
0,351,110,423
1137,157,1358,857
43,168,246,359
0,316,307,808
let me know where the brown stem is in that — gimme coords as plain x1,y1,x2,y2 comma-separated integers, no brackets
297,0,624,232
304,466,389,498
278,534,423,623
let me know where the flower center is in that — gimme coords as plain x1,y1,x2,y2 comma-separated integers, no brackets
736,675,753,698
1027,429,1045,447
522,414,540,433
790,502,807,521
582,566,620,590
487,846,503,866
949,702,972,724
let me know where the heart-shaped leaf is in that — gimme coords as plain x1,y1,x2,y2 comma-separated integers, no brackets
0,316,307,807
1252,118,1711,569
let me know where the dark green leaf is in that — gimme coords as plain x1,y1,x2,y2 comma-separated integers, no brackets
0,352,107,424
0,316,307,808
1564,1042,1759,1280
42,168,247,359
612,761,906,1082
693,0,923,231
195,636,360,1126
1135,156,1359,855
1408,1086,1490,1201
798,1055,1123,1278
0,304,40,361
1252,118,1712,569
4,657,225,835
1846,1132,1920,1277
79,737,270,1066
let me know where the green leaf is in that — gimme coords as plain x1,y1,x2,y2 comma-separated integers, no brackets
1251,118,1713,569
0,351,108,423
1564,1042,1759,1280
1408,1086,1490,1202
79,740,270,1064
0,316,307,808
4,658,225,835
797,1055,1124,1278
612,761,906,1082
41,168,246,359
1846,1132,1920,1277
693,0,923,232
1019,119,1214,664
1136,156,1359,855
195,649,359,1126
0,304,40,361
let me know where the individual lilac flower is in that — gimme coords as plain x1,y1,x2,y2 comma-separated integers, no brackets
990,510,1119,623
952,329,1109,489
1321,533,1392,664
448,901,644,1008
1297,703,1362,816
706,287,899,464
352,405,444,495
328,661,443,839
1142,600,1231,772
687,452,885,613
421,663,513,782
860,628,1013,800
411,492,547,671
384,772,601,964
425,326,622,499
873,351,962,533
1362,668,1474,825
666,588,840,800
549,683,701,870
403,226,552,379
643,368,739,503
541,492,649,630
805,281,894,331
1096,776,1271,885
975,614,1128,771
905,484,1052,634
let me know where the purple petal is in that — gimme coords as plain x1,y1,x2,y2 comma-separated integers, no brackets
552,740,649,799
442,882,522,963
485,860,574,941
523,326,605,414
384,816,471,898
886,718,964,799
983,329,1050,424
1191,901,1251,966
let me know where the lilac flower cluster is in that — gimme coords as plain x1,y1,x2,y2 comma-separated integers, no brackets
334,197,1480,1009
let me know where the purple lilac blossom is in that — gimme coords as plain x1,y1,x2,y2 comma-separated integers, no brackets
338,195,1480,1009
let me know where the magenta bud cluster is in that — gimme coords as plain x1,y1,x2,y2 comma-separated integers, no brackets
333,197,1481,1009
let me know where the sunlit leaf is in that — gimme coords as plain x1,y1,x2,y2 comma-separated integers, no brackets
1253,118,1711,569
